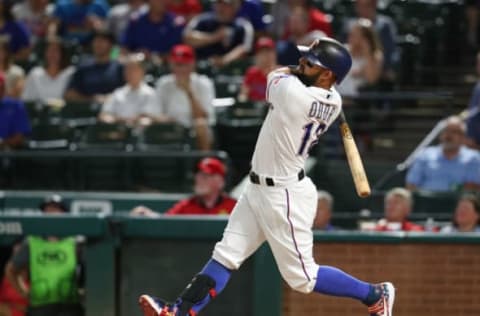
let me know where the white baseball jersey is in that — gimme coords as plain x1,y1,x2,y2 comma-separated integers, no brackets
213,69,343,294
251,69,342,177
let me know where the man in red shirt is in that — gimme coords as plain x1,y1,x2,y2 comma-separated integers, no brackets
372,187,424,232
132,157,236,216
238,37,278,102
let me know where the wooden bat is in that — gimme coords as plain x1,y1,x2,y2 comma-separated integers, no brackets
339,111,371,198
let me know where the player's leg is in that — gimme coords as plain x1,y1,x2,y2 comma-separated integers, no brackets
139,185,265,316
255,178,394,315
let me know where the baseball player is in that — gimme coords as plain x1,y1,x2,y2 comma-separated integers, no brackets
139,37,395,316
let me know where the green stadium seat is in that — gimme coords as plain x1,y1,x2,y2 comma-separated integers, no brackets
223,101,267,120
28,123,75,150
24,101,47,125
79,123,131,150
60,101,101,127
137,123,191,151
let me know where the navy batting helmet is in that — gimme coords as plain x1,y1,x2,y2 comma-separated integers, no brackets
297,37,352,84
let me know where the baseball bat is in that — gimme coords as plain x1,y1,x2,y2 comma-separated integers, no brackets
338,111,371,198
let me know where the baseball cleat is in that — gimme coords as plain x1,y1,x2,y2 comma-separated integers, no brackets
139,295,177,316
367,282,395,316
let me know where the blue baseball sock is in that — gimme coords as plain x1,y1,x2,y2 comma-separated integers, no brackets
189,258,232,313
314,266,378,305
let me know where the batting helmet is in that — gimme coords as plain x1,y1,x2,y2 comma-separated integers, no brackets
297,37,352,84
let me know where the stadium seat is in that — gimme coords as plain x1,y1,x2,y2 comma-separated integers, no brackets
28,123,75,150
24,101,47,125
137,123,191,151
217,101,267,121
79,123,131,150
60,101,101,127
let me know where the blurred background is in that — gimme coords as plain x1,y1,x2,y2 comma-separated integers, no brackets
0,0,480,315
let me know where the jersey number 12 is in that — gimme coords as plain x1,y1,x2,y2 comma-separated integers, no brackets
297,122,327,156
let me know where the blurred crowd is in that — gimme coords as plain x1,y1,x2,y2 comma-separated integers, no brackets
0,0,406,152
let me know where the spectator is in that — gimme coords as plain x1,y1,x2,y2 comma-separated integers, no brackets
276,6,326,66
372,187,424,232
0,0,31,61
131,157,236,216
49,0,110,44
154,44,215,151
0,73,31,150
237,0,266,33
336,18,383,97
406,116,480,192
98,53,157,125
121,0,185,60
107,0,147,41
270,0,332,40
22,37,75,102
238,36,278,102
441,193,480,233
0,240,28,316
346,0,398,79
5,66,25,99
466,51,480,149
13,0,55,44
0,37,25,80
64,29,124,102
183,0,254,67
167,0,202,22
5,194,84,316
313,190,336,231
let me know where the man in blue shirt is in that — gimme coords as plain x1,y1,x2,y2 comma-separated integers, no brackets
64,29,124,102
121,0,184,57
51,0,110,44
0,74,31,150
183,0,254,67
406,116,480,192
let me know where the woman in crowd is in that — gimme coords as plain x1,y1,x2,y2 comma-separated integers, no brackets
441,193,480,233
22,37,74,102
336,18,383,97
